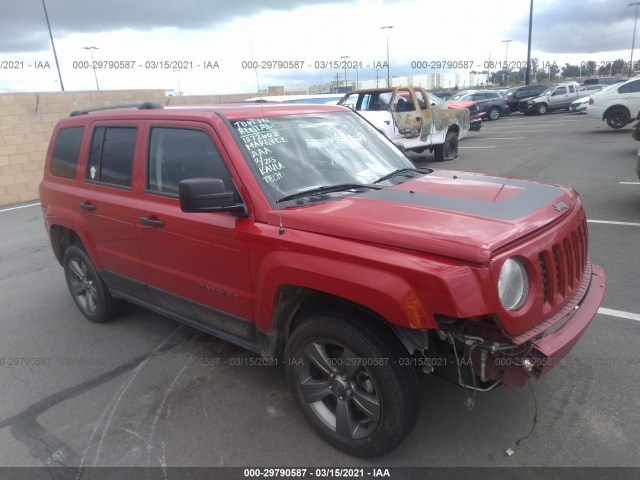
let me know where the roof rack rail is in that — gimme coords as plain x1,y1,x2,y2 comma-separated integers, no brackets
69,102,163,117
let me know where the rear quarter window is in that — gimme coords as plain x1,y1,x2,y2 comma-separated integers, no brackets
50,127,84,179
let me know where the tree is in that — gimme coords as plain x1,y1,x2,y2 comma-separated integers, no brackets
583,61,597,77
561,63,580,78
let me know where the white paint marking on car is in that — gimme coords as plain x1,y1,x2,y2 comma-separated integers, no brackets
0,202,41,213
598,308,640,322
587,219,640,227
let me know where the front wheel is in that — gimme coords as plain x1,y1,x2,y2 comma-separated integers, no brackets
536,103,548,115
433,131,458,161
487,107,501,120
63,245,125,323
606,108,630,129
285,312,420,457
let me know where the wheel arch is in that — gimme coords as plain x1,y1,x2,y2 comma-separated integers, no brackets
602,104,630,121
260,284,433,361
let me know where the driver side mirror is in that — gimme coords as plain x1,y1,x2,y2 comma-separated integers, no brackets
179,178,248,217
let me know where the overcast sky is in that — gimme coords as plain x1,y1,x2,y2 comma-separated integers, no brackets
0,0,637,94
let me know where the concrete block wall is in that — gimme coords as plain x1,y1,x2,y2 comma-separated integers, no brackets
0,90,166,206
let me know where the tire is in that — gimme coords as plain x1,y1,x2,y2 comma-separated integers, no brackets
433,131,458,161
285,312,420,457
63,245,125,323
536,103,548,115
606,108,630,129
487,107,501,121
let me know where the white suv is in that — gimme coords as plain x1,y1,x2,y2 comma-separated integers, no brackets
586,77,640,129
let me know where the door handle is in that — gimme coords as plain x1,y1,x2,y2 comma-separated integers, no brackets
138,216,165,227
78,201,96,211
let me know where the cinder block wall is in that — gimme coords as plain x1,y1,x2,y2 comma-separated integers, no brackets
0,90,166,206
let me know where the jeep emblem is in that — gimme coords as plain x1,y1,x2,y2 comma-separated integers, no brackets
553,202,568,212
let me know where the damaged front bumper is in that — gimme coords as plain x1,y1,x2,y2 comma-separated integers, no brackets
434,263,606,389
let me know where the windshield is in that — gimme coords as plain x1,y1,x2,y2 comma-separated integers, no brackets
540,87,555,96
231,111,416,204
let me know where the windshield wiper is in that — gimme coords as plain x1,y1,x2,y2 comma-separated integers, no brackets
374,167,431,184
276,183,383,203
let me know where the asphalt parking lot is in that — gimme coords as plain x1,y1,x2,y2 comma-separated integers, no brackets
0,111,638,474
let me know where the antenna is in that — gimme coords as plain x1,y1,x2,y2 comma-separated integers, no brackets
249,37,285,234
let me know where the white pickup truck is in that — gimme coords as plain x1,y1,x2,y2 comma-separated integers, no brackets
338,86,471,161
519,82,590,115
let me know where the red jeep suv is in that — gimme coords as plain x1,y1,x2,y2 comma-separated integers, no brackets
40,102,606,457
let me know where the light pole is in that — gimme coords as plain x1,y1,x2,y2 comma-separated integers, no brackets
340,55,349,92
502,39,513,86
172,69,182,96
525,0,533,85
629,2,640,78
380,25,393,87
82,46,99,90
41,0,64,91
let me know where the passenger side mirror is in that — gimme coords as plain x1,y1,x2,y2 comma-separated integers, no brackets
179,178,247,216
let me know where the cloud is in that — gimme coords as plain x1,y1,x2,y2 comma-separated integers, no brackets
506,0,637,54
0,0,347,53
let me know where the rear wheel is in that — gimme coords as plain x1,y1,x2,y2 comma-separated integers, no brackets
63,245,125,323
606,108,630,129
285,312,420,457
433,131,458,161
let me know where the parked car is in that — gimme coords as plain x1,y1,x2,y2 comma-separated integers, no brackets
430,94,484,131
448,90,509,120
503,84,555,113
586,76,640,129
338,86,471,160
40,101,605,457
582,76,626,87
631,111,640,178
519,82,589,115
569,96,589,113
430,90,453,100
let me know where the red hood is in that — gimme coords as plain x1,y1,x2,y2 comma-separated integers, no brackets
270,171,578,263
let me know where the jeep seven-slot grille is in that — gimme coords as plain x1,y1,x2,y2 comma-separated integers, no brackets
537,218,588,307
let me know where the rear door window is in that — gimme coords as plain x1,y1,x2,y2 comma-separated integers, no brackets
87,126,137,188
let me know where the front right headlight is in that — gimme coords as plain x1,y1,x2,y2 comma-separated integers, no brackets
498,258,529,311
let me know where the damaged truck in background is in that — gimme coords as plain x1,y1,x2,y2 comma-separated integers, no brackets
339,86,475,161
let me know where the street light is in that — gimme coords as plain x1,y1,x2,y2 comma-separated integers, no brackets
340,55,350,92
41,0,64,91
380,25,393,87
629,2,640,78
82,46,100,90
502,39,512,86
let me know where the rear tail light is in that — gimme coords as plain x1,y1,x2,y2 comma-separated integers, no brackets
588,97,594,105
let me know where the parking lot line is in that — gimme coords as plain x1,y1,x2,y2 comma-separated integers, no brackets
459,146,497,149
484,129,549,133
598,307,640,322
619,182,640,185
0,202,40,213
477,137,525,140
587,219,640,227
